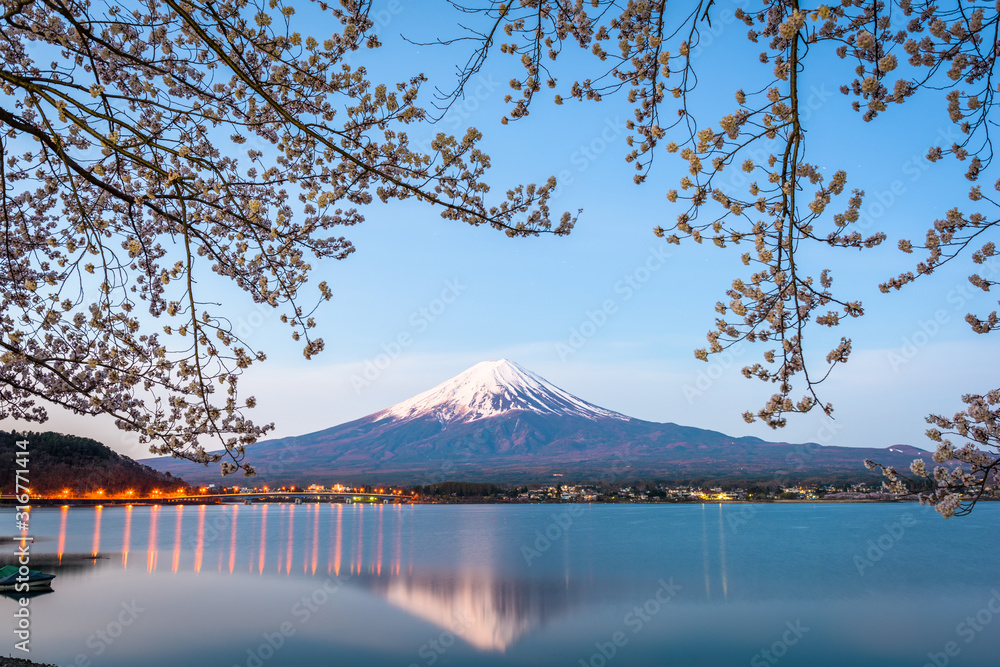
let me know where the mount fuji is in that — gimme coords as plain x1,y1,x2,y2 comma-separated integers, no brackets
378,359,629,424
144,359,925,484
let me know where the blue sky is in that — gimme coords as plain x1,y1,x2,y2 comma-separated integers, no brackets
4,1,998,460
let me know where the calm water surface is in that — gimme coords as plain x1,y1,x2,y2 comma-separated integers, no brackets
2,502,998,666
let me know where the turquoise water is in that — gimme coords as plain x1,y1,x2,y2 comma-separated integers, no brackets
1,502,998,666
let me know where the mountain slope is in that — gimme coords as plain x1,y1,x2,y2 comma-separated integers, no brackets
143,360,926,485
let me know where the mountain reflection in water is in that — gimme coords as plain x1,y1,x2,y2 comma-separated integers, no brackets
361,569,579,651
8,504,617,653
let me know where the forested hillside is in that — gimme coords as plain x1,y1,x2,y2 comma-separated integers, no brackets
0,431,188,495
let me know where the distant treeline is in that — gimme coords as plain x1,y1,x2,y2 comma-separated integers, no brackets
0,431,189,495
411,481,507,498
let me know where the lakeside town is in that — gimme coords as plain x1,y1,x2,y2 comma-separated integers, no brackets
5,479,950,506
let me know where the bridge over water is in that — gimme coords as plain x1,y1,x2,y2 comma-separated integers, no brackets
6,491,412,506
184,491,409,504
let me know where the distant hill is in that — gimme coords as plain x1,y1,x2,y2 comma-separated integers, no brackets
144,360,928,486
0,431,188,495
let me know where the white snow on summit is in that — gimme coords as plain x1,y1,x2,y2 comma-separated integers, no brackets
378,359,629,424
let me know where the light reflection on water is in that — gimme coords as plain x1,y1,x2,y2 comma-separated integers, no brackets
258,503,267,575
2,503,998,667
717,503,728,600
147,504,159,573
121,505,131,570
194,504,205,574
332,503,342,576
228,504,237,574
56,505,67,564
91,505,102,557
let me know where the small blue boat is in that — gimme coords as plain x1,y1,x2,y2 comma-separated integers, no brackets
0,564,56,591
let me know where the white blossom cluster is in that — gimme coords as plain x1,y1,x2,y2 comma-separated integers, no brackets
866,392,999,517
0,0,574,474
448,2,999,488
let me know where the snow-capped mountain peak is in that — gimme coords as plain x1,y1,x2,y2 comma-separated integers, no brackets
378,359,629,424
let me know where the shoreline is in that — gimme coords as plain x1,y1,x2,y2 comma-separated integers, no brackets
0,497,949,508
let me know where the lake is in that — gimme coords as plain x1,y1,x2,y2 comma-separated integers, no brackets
2,502,999,666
